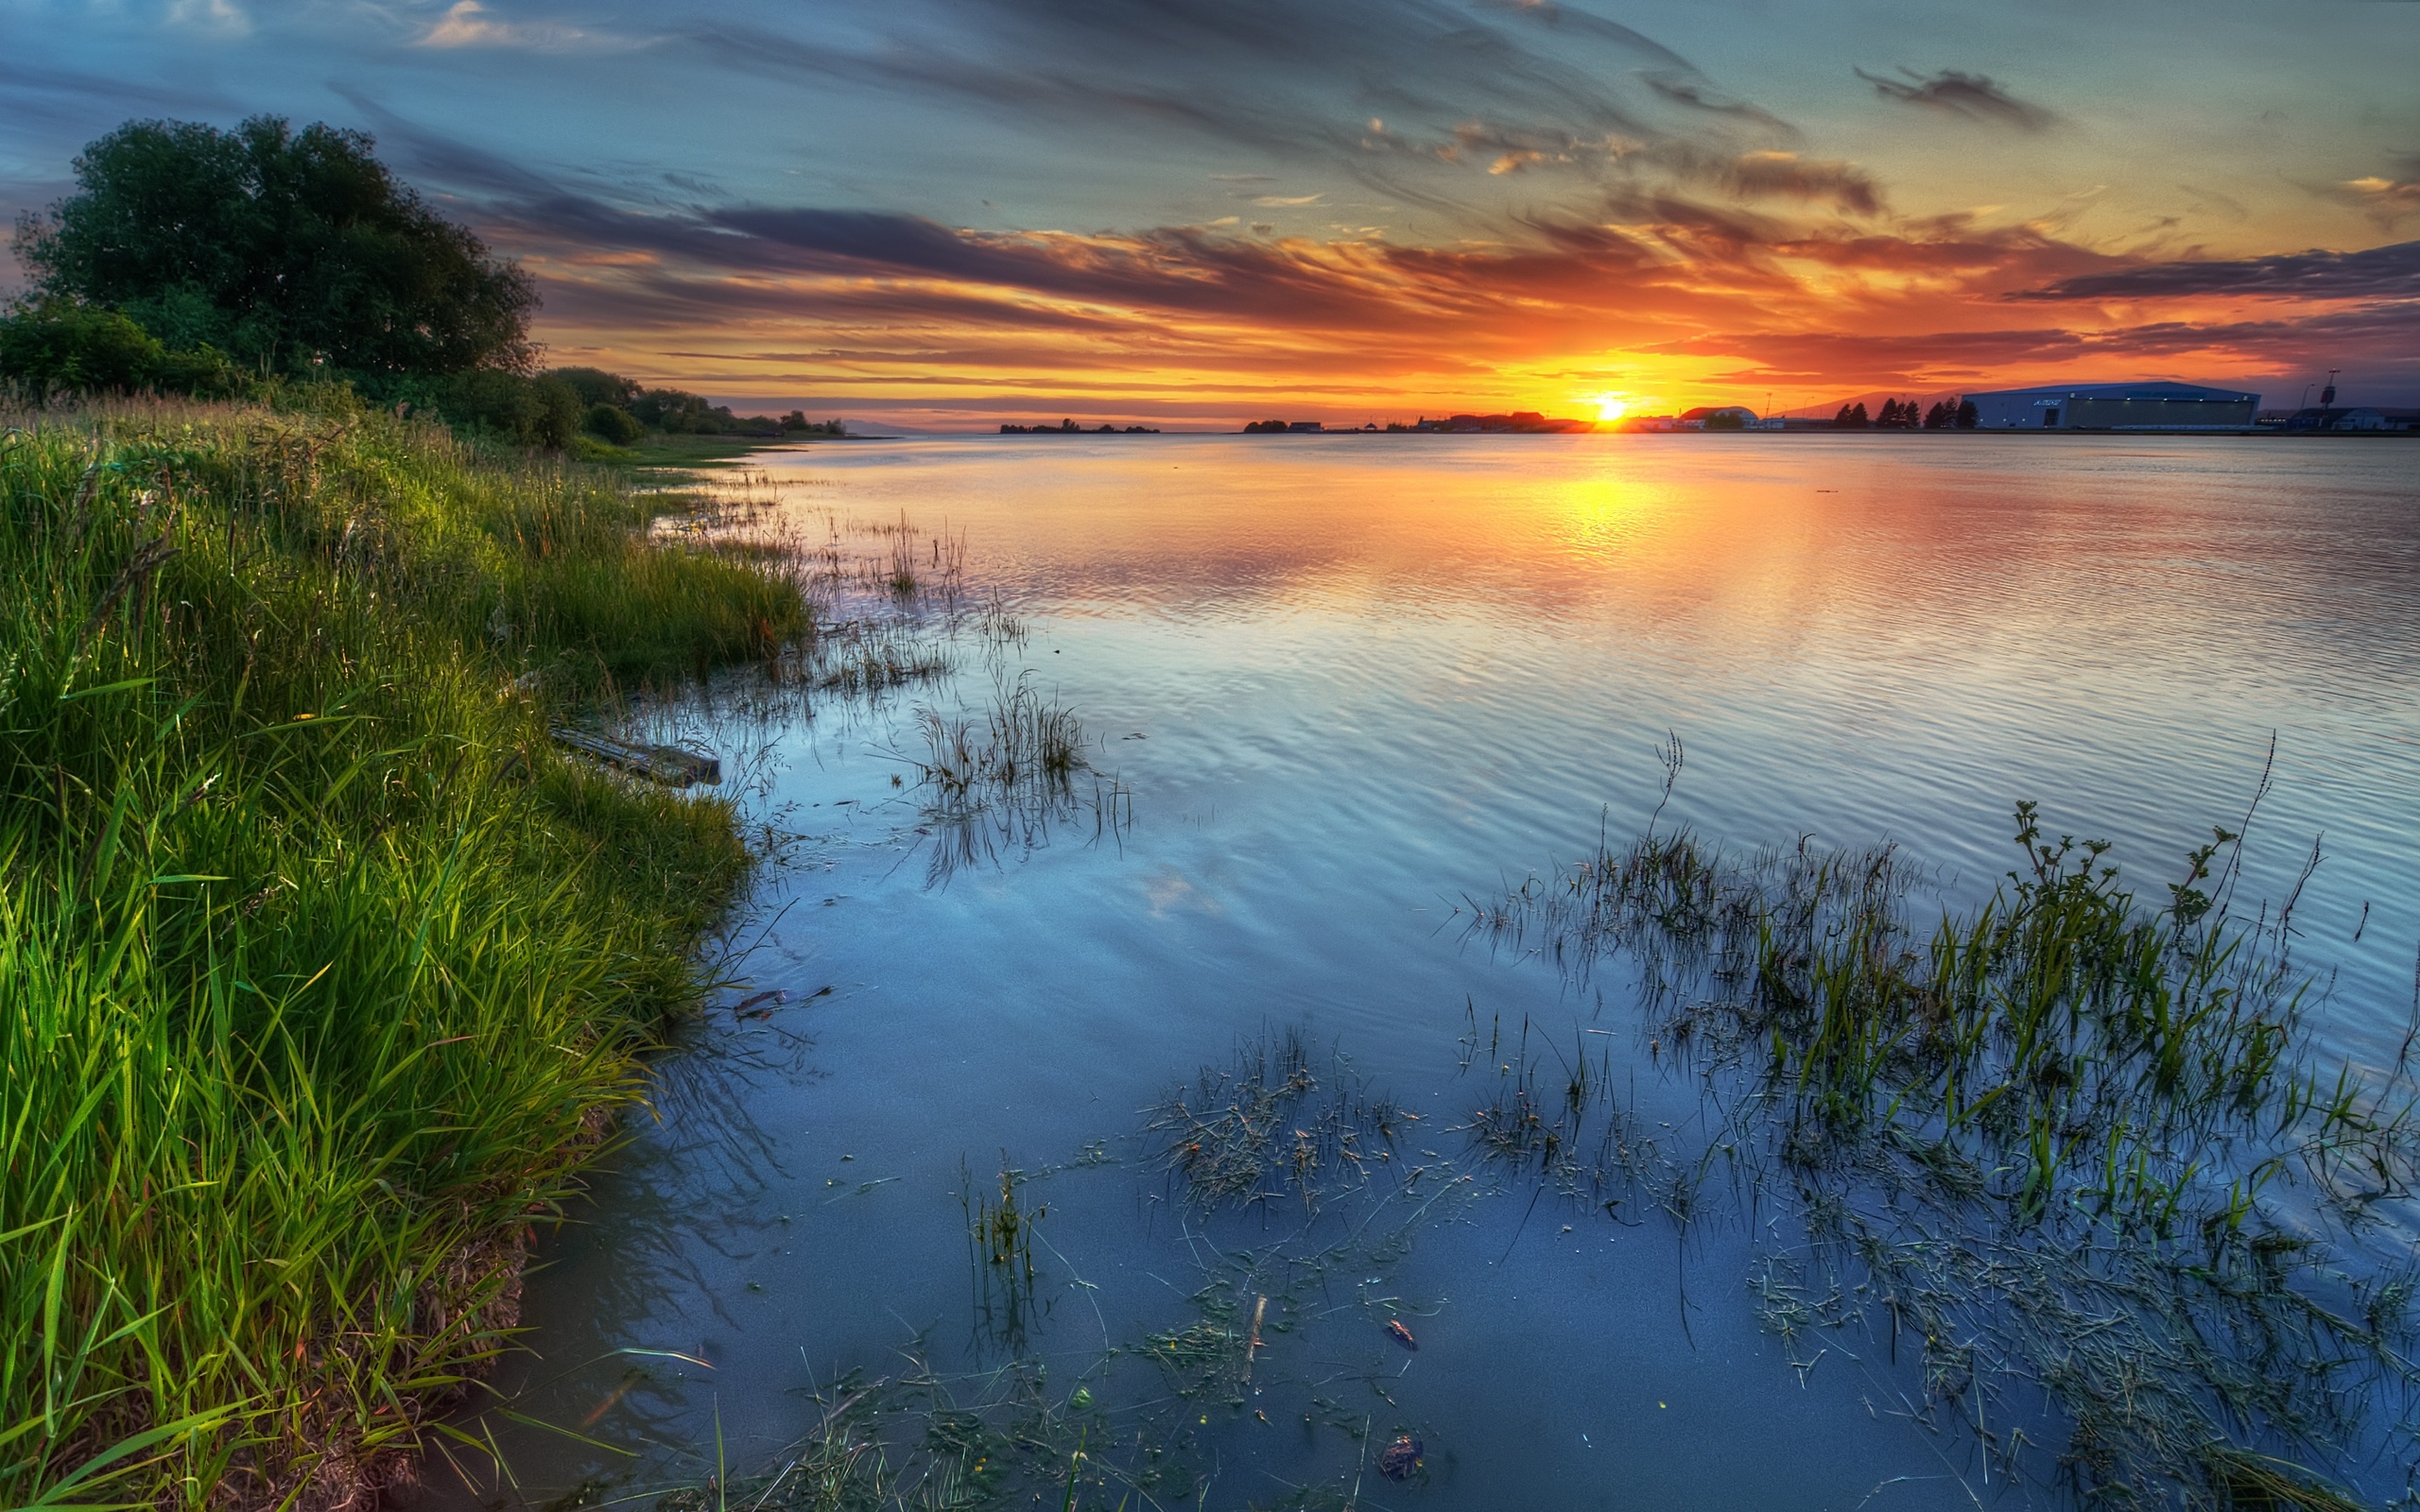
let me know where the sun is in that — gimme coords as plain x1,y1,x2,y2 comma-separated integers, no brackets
1587,392,1630,422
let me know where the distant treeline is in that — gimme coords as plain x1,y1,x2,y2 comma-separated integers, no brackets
1834,397,1979,429
0,114,836,450
1000,419,1161,434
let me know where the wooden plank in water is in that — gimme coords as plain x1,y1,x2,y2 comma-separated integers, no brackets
549,727,721,786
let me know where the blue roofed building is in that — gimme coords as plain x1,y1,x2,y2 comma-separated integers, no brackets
1962,382,2260,431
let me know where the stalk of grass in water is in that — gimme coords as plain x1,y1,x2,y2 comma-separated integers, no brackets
0,395,804,1508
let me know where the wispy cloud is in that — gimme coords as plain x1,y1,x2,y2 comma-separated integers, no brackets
2326,156,2420,232
165,0,250,36
1856,68,2057,130
416,1,598,50
2014,238,2420,301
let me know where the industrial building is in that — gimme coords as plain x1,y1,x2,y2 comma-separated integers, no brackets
1962,382,2260,431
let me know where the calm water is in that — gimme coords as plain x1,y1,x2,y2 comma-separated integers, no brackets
421,435,2420,1511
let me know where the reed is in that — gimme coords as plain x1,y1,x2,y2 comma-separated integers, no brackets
0,395,806,1508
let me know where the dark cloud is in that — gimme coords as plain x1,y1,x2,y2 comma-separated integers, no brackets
1641,73,1797,137
1856,68,2057,130
1652,297,2420,393
1719,152,1883,216
2015,239,2420,301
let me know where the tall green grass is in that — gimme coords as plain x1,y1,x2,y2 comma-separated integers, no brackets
0,396,806,1508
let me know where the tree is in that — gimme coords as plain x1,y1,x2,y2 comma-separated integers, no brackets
551,367,642,409
12,116,534,378
1923,401,1950,429
1834,402,1871,429
1956,399,1979,429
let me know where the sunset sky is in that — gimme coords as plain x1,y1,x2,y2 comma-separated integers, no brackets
5,0,2417,427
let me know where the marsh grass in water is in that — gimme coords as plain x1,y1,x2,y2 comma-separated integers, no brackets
1144,1031,1418,1218
912,674,1087,805
960,1158,1047,1356
900,673,1127,888
1474,781,2420,1508
0,396,811,1509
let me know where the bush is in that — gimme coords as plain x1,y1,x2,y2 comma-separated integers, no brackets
398,370,583,448
0,299,244,397
584,402,645,444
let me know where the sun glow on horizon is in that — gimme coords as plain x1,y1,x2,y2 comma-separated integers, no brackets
1588,392,1631,422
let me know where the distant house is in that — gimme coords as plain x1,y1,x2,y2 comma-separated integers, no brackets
1962,382,2259,431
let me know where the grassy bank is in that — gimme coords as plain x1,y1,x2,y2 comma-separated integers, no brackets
0,395,807,1509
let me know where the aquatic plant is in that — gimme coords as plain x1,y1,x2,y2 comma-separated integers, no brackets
913,673,1088,802
1475,794,2420,1507
1143,1032,1412,1215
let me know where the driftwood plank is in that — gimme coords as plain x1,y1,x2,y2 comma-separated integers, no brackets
549,728,721,786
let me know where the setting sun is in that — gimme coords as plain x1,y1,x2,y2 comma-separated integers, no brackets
1589,393,1630,423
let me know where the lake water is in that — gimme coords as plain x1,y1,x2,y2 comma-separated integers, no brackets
414,435,2420,1512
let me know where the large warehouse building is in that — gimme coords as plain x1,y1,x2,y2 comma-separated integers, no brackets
1962,382,2261,431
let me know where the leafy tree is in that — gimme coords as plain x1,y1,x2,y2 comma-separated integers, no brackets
1923,401,1949,429
551,367,642,409
12,116,534,378
1834,402,1870,429
1956,399,1979,429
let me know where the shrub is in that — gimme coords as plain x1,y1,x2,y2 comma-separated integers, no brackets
584,402,645,444
0,298,245,397
402,370,584,448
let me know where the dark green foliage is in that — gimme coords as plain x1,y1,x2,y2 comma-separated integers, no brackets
1923,400,1952,429
1957,398,1979,429
1833,401,1871,428
584,402,645,444
550,366,642,409
0,298,244,397
12,115,534,377
395,369,584,448
631,386,786,437
1703,409,1746,431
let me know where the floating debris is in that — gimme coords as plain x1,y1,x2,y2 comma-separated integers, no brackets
1377,1435,1424,1481
1384,1319,1418,1351
549,726,721,785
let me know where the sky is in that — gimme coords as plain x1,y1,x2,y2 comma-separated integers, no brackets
5,0,2418,427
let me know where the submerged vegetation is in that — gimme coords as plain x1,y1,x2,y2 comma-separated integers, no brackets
1475,781,2420,1507
0,395,812,1508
